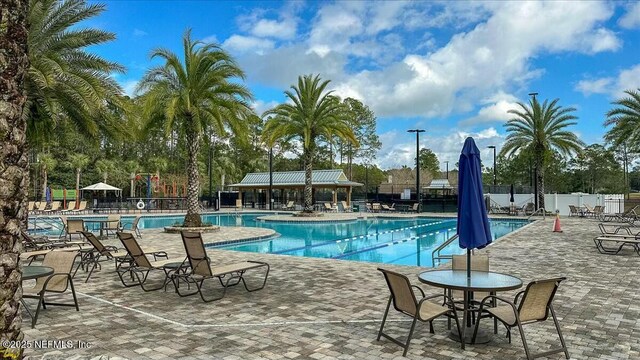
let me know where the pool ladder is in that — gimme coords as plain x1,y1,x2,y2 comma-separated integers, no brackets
431,234,458,266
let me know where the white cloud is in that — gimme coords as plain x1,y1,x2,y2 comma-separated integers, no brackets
252,100,279,117
375,128,503,170
575,77,614,96
121,80,138,97
251,18,297,39
222,35,274,54
133,28,147,37
202,34,219,44
619,2,640,29
460,99,520,126
575,64,640,98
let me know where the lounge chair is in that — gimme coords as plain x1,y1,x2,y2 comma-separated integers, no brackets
116,231,175,290
22,231,71,251
376,268,462,356
340,200,351,212
593,235,640,256
73,200,88,214
411,203,419,213
22,251,80,328
568,205,580,217
598,223,637,236
60,201,76,213
381,204,396,212
175,231,269,302
235,199,243,211
27,201,36,213
323,202,337,212
523,202,535,216
583,204,596,217
282,200,295,211
366,203,372,212
472,277,570,360
34,202,47,214
592,205,605,219
372,203,381,212
120,215,142,238
44,201,61,214
80,231,133,282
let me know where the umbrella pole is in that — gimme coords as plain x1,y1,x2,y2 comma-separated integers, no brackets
466,249,471,279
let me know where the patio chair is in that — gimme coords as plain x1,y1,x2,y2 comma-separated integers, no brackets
593,205,605,218
235,199,243,211
60,201,76,213
116,231,176,291
80,231,133,282
366,203,372,212
175,231,270,302
598,223,637,236
21,231,71,252
22,251,80,328
282,200,295,210
472,277,569,360
376,268,462,356
593,236,640,256
120,215,142,238
340,200,352,212
65,219,85,240
104,214,121,237
446,255,497,332
411,203,419,212
372,203,382,212
523,202,535,216
28,201,36,213
583,204,596,217
567,205,580,217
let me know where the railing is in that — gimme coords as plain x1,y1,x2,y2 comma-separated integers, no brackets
527,207,547,220
431,234,459,266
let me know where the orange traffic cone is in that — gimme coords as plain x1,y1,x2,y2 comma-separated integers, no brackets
553,213,563,233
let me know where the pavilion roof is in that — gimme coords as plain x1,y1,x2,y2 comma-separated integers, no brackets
229,169,363,188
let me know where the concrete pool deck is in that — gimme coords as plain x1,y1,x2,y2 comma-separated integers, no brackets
21,215,640,359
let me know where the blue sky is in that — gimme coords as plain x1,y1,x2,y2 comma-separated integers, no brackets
87,1,640,169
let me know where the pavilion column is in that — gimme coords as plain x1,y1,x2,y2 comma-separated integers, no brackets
332,187,337,204
238,190,242,203
347,187,352,207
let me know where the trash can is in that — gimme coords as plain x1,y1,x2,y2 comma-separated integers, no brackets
352,204,359,212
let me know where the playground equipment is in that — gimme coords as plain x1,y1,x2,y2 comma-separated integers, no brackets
132,173,188,208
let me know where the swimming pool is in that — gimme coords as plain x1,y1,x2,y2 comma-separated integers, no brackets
31,213,529,267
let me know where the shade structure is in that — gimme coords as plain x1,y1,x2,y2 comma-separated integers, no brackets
81,182,121,191
457,137,493,280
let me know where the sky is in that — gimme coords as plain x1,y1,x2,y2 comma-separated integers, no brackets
86,0,640,170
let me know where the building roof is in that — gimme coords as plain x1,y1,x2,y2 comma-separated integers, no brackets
81,182,122,191
230,169,363,188
425,179,454,189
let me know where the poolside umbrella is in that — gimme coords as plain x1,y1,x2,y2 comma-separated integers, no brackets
509,184,515,213
457,137,492,279
45,186,51,202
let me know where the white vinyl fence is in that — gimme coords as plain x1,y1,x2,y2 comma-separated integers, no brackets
486,193,625,216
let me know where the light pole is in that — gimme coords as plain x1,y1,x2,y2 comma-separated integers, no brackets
269,147,273,210
529,92,539,210
208,138,213,209
408,129,425,212
444,161,449,180
488,145,496,188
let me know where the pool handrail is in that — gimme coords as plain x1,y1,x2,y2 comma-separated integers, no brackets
431,234,459,266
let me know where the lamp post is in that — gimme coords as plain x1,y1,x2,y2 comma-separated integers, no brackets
488,145,496,189
444,161,449,180
269,147,273,210
208,140,213,209
364,163,368,202
529,92,539,210
408,129,425,212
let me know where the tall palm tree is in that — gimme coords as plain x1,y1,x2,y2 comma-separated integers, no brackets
26,0,125,143
0,0,29,354
68,153,90,206
95,159,116,183
604,89,640,146
138,30,253,227
502,97,583,209
263,74,358,213
40,152,58,200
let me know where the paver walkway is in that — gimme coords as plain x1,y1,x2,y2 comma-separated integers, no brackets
21,217,640,359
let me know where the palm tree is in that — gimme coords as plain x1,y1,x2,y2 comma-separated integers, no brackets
68,153,90,206
0,0,29,354
95,159,116,183
604,89,640,146
26,0,125,143
40,153,58,200
138,30,253,227
502,97,584,209
263,74,358,213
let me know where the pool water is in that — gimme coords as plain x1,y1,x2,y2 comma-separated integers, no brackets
31,213,528,267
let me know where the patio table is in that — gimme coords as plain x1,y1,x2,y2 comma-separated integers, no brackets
84,219,114,239
418,269,522,348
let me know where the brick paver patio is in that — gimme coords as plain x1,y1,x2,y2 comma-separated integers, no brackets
20,215,640,359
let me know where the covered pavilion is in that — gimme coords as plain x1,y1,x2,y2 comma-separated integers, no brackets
229,169,363,208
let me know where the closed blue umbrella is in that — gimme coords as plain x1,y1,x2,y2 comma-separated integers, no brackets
45,186,51,203
458,137,492,278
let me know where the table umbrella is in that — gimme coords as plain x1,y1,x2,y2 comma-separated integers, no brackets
510,184,515,213
457,137,492,279
45,186,51,203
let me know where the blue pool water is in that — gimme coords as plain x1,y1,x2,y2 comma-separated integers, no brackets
31,213,529,267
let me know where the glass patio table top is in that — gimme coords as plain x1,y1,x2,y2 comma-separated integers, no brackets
418,270,523,292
